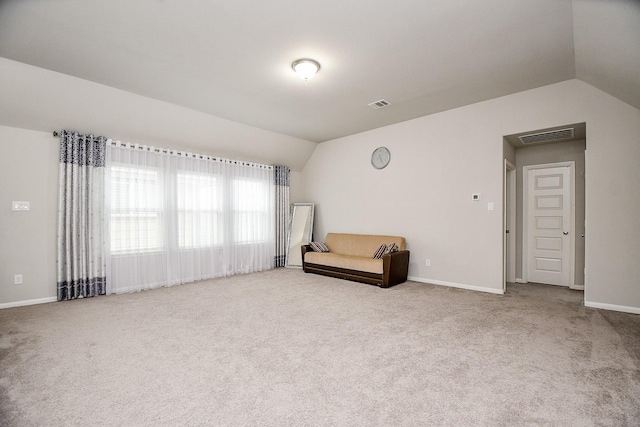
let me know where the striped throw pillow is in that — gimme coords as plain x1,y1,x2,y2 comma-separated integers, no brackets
373,243,387,259
385,242,399,254
310,241,329,252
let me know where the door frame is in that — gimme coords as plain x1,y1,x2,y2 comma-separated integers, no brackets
522,161,576,288
503,160,516,291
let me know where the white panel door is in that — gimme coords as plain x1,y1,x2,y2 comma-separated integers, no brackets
526,165,572,286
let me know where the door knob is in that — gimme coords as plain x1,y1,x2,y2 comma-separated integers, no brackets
563,231,569,235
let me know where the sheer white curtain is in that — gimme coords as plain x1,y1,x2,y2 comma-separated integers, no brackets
105,140,275,294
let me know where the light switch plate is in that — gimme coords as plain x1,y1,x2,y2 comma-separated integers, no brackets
12,201,30,211
472,193,480,201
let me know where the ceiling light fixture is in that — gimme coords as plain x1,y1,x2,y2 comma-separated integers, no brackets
292,58,320,81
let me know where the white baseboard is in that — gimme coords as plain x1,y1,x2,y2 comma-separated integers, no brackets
584,300,640,315
515,278,527,284
570,285,585,291
0,296,57,310
408,276,504,295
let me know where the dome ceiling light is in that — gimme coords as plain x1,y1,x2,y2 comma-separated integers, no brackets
292,58,320,81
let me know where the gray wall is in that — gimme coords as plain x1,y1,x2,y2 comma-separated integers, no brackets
0,57,317,172
0,56,318,306
2,70,639,313
0,127,58,305
514,140,586,287
503,138,516,166
303,79,640,312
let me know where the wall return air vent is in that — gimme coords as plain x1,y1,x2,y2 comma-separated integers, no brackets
518,128,574,145
368,99,391,109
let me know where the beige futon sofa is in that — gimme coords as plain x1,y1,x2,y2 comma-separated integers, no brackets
302,233,410,288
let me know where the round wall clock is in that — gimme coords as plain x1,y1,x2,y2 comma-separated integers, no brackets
371,146,391,169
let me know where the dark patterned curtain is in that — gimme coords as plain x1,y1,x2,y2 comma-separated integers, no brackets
56,130,107,300
274,166,290,267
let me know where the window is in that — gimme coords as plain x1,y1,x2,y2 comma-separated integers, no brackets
106,142,276,293
232,178,271,244
177,173,222,248
109,166,163,254
109,167,272,253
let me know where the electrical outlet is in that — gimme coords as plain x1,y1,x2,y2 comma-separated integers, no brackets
14,274,23,285
425,259,431,267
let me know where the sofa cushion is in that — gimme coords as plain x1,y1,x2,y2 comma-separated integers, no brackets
325,233,405,258
304,252,384,274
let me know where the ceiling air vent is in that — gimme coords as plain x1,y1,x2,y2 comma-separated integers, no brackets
368,99,391,109
518,128,574,145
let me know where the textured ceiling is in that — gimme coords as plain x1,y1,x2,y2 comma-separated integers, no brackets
0,0,638,143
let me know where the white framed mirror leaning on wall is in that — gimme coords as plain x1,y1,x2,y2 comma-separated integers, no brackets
285,203,314,268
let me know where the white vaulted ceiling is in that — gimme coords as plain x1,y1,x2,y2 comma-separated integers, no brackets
0,0,638,143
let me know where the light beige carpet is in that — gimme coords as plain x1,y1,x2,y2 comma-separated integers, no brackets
1,269,639,426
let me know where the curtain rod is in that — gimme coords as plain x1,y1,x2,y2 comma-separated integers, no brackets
53,130,273,170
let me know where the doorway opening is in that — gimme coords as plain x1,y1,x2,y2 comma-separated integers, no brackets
503,122,586,293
